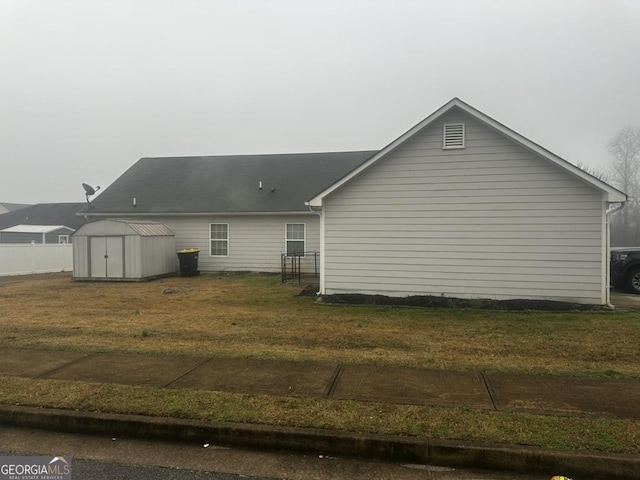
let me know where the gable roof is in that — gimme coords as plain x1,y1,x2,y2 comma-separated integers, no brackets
0,202,31,213
0,203,88,231
88,151,377,215
307,98,627,207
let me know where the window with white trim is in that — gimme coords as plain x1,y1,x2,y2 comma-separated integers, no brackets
286,223,305,256
58,235,69,244
443,123,465,149
210,223,229,256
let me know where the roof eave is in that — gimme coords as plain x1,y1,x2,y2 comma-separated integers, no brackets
84,210,317,217
307,97,627,206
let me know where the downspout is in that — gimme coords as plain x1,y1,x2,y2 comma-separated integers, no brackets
605,201,625,308
307,203,323,295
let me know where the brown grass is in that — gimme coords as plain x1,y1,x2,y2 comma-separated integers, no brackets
1,272,640,454
1,272,639,378
1,376,638,454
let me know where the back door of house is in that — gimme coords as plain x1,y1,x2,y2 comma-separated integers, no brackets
90,236,124,278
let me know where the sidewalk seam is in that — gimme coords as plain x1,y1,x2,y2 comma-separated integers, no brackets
34,353,97,379
325,364,344,398
162,357,214,388
479,371,498,411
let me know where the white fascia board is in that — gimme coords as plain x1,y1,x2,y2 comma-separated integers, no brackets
308,97,627,206
457,102,628,203
84,211,316,217
307,99,460,207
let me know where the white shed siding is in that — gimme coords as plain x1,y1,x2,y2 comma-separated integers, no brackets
153,214,320,273
72,219,175,280
72,235,89,278
141,236,176,278
322,111,606,304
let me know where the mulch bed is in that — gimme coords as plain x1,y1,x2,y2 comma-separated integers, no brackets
317,293,607,311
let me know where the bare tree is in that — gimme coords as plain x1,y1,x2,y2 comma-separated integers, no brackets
608,126,640,246
575,161,610,183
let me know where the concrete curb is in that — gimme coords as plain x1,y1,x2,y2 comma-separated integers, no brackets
1,405,638,480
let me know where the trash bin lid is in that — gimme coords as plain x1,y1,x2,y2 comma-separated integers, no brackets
178,248,200,254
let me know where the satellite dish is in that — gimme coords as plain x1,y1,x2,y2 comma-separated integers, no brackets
82,183,100,203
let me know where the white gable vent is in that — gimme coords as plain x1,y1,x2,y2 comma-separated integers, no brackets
443,123,465,149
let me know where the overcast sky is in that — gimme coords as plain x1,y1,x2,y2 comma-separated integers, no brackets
1,0,639,204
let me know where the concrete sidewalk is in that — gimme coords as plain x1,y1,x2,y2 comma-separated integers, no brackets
1,347,639,419
0,347,639,479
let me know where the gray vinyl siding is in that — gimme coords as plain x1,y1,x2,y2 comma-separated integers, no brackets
152,214,320,273
0,232,45,244
322,111,606,304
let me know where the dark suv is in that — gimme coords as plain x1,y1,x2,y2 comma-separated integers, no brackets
611,247,640,294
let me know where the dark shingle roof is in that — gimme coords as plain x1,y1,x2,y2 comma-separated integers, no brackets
89,151,377,214
0,203,88,230
0,202,32,212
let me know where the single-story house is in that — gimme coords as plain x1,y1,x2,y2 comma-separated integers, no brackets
86,98,626,305
0,202,31,215
85,151,375,274
0,224,75,244
0,203,88,231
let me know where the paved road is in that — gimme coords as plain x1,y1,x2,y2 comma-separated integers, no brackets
0,427,549,480
1,455,270,480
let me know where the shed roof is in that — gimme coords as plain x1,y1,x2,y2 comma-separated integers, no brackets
87,151,377,215
75,219,174,237
122,220,175,236
0,224,72,234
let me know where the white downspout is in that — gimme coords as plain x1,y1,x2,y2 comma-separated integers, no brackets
605,201,625,308
307,203,324,295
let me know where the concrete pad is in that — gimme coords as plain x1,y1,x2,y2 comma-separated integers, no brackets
486,373,640,419
332,365,493,409
168,358,340,397
43,353,205,388
0,348,88,378
611,290,640,310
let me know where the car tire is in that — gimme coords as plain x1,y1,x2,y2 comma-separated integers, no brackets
626,268,640,294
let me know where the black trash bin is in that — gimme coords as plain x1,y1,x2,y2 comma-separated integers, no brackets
177,248,200,277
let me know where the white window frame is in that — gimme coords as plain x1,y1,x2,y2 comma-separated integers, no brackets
443,123,465,149
285,223,306,257
58,235,69,244
209,223,229,257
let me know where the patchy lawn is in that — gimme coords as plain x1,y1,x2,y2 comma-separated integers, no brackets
1,272,639,455
0,272,638,378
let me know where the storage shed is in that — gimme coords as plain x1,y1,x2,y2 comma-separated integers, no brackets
73,219,176,281
0,224,75,244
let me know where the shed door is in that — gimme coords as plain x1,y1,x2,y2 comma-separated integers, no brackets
90,236,124,278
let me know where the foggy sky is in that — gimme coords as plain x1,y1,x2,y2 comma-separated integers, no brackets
1,0,639,204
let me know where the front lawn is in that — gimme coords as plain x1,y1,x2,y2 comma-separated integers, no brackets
1,272,638,378
0,272,638,454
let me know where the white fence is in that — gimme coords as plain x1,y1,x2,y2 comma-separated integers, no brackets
0,243,73,277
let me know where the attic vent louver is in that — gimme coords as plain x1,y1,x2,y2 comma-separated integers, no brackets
443,123,465,149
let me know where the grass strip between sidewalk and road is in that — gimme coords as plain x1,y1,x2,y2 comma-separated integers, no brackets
0,376,638,455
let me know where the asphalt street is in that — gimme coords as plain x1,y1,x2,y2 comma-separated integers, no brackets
41,457,270,480
0,427,549,480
